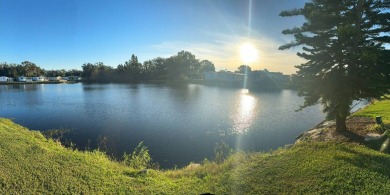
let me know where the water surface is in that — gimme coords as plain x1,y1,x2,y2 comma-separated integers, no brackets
0,83,325,168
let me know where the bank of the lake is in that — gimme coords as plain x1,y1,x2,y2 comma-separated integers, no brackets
0,99,389,194
0,81,74,85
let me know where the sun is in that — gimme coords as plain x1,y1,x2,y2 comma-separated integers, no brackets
240,43,258,64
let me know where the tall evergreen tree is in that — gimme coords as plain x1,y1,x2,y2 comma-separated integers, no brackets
280,0,390,132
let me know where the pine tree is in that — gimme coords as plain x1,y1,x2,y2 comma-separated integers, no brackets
280,0,390,132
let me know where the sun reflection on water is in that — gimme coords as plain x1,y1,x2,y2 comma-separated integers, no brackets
231,89,258,134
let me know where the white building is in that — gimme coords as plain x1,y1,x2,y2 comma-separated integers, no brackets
32,76,46,82
0,76,8,82
17,76,26,82
205,71,244,81
48,76,61,81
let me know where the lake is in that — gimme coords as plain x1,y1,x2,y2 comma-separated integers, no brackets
0,83,325,168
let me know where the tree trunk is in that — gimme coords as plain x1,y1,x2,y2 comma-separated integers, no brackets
335,114,347,133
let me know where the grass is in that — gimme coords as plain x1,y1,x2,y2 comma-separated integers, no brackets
353,99,390,123
1,99,390,193
0,118,209,194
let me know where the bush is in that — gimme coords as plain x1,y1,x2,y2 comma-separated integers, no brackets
214,141,233,164
123,141,152,169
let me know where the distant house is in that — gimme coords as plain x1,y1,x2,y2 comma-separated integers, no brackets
205,71,244,81
61,77,69,81
249,70,287,82
68,76,82,81
48,76,61,81
17,76,27,82
265,72,284,80
249,71,267,81
25,77,33,82
32,76,46,82
0,76,8,82
204,72,218,80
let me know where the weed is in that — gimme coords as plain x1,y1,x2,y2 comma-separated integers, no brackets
122,141,152,169
214,141,233,164
97,135,108,152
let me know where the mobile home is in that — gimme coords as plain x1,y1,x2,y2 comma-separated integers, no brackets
48,76,61,81
68,76,82,81
17,76,27,82
32,76,46,82
204,71,244,81
0,76,8,82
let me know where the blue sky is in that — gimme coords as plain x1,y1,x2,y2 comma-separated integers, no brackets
0,0,308,74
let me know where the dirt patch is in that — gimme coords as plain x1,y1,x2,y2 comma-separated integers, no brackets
346,116,379,136
296,116,379,144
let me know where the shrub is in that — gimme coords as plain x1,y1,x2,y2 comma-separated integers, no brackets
214,141,233,164
123,141,152,169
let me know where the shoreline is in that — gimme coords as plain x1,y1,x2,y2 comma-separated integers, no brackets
294,99,373,144
0,81,80,85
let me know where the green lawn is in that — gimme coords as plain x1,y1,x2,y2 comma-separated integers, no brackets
1,99,390,194
354,99,390,123
0,118,209,194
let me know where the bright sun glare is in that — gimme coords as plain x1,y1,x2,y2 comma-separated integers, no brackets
240,43,258,64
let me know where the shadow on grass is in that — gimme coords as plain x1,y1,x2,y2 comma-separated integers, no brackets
338,129,388,152
334,144,390,179
340,130,365,143
365,137,389,152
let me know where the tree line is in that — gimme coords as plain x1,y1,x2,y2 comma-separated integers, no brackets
0,61,82,78
0,51,215,82
81,51,216,82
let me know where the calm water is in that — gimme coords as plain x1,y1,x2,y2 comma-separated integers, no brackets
0,83,325,168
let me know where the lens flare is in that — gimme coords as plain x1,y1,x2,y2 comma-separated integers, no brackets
380,138,389,152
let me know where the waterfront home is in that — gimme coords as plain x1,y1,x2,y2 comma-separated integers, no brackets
62,77,69,81
68,76,82,81
205,71,244,81
0,76,8,82
25,77,33,82
249,70,267,81
248,70,289,82
17,76,27,82
32,76,46,82
48,76,61,81
204,72,218,80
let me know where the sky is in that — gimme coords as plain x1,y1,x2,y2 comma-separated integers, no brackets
0,0,309,75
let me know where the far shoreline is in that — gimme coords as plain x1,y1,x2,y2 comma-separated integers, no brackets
0,81,80,85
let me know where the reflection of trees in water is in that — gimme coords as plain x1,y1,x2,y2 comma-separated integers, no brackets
5,84,44,107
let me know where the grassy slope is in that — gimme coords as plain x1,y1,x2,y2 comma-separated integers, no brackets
0,119,208,194
215,143,390,194
1,100,390,194
353,99,390,123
